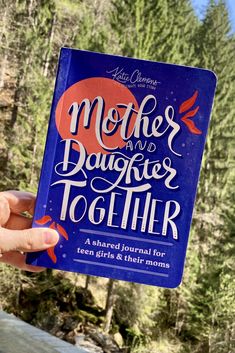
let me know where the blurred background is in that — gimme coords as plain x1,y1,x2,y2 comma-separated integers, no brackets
0,1,234,353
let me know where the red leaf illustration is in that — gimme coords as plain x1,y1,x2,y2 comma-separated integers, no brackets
179,90,198,114
47,247,57,263
49,221,56,230
35,215,52,225
181,106,200,122
182,119,202,135
56,223,69,240
46,222,57,263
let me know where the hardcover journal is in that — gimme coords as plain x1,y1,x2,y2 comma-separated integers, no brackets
27,48,217,288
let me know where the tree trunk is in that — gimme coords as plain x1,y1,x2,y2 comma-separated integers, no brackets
85,275,91,290
0,52,7,89
43,12,56,78
0,7,10,89
104,279,115,333
10,55,30,129
29,133,37,186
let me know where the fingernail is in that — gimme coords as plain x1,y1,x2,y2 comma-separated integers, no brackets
44,231,59,244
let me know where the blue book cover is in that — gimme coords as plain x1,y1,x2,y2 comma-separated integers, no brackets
27,48,217,288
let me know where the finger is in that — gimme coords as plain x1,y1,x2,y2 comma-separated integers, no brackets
0,191,35,222
5,213,33,230
0,193,11,226
0,227,59,253
0,251,45,272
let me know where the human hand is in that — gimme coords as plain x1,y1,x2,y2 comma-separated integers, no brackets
0,190,59,271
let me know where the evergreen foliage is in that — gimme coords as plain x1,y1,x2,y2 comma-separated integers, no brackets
0,0,234,352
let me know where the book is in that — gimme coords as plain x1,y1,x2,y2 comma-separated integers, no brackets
27,48,217,288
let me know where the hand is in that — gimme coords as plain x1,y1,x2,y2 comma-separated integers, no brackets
0,190,59,271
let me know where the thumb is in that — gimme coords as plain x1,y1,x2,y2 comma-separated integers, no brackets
0,227,59,253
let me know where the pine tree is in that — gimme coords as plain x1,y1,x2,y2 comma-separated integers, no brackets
73,0,110,53
178,1,235,351
195,0,235,211
0,0,57,191
109,0,199,64
0,1,234,352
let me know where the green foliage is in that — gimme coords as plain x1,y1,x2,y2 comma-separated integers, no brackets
0,263,27,310
0,1,234,352
114,282,159,331
73,0,110,53
109,0,199,64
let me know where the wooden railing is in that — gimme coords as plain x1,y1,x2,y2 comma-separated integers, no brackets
0,311,88,353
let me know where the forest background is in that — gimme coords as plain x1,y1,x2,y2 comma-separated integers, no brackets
0,1,234,353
